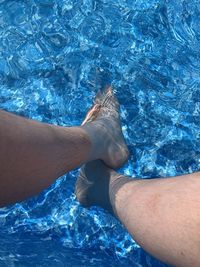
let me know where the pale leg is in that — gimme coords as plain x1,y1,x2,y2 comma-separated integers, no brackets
115,172,200,267
76,161,200,267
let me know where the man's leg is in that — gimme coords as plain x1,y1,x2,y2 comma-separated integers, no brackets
0,88,129,207
0,109,90,206
76,160,200,267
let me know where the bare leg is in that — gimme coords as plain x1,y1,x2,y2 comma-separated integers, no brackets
0,109,90,206
75,89,200,267
76,161,200,267
115,171,200,267
0,87,128,207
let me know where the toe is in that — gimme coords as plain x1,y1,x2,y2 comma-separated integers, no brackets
96,86,120,119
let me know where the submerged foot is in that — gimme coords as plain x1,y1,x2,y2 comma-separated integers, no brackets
76,87,130,213
81,86,129,169
75,160,122,214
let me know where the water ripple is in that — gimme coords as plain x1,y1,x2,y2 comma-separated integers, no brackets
1,0,200,266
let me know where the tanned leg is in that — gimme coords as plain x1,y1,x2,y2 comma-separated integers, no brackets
0,109,90,206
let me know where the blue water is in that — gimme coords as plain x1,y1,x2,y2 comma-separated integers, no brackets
0,0,200,266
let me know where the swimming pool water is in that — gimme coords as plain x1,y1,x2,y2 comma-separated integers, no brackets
1,0,200,266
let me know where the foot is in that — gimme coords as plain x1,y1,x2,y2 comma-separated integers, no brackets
81,86,129,169
75,160,123,214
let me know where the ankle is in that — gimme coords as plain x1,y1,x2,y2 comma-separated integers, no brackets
80,122,106,162
109,174,133,217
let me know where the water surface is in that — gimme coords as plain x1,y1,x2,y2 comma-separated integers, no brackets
1,0,200,266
